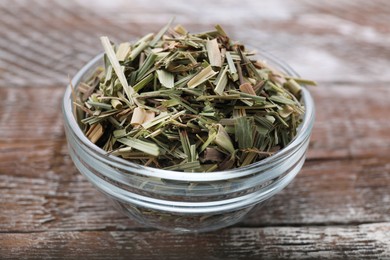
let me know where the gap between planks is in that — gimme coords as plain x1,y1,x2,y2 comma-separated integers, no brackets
1,221,390,234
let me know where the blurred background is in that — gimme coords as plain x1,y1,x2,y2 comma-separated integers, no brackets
1,0,389,87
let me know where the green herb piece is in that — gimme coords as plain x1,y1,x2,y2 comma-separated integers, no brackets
136,53,157,81
285,77,317,86
163,161,201,171
215,24,227,37
118,137,160,157
87,101,112,110
200,131,217,153
141,112,170,130
226,52,238,81
156,70,174,89
133,73,154,92
150,18,174,47
187,66,218,88
214,124,235,155
101,36,135,105
179,130,192,161
170,95,198,114
214,66,228,95
230,90,266,103
129,41,149,61
235,117,254,149
269,95,297,105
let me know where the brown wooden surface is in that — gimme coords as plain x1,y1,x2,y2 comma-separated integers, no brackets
1,0,390,259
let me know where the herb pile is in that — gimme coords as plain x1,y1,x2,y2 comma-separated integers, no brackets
73,23,316,172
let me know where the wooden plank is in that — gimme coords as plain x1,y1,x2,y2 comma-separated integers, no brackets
0,0,390,86
309,84,390,160
0,171,136,232
242,158,390,226
1,157,389,232
0,224,389,259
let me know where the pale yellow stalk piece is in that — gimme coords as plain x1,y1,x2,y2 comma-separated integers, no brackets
111,99,123,109
187,66,217,88
206,39,222,67
130,107,146,126
86,123,103,144
116,42,131,61
142,110,155,124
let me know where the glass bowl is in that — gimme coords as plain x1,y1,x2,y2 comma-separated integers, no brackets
62,50,315,233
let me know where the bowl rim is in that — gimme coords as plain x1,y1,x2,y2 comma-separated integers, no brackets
63,50,315,182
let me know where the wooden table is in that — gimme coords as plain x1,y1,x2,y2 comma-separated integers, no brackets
1,0,389,259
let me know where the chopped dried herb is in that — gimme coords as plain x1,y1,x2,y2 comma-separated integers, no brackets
74,23,316,172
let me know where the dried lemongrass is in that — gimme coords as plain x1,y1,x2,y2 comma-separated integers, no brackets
187,66,218,89
100,36,135,104
117,137,161,157
116,42,131,61
206,39,222,67
143,110,155,124
215,125,235,155
130,107,147,126
285,79,302,97
111,99,123,109
74,23,316,172
86,123,104,144
174,24,188,35
235,117,254,149
214,66,228,95
225,52,238,82
239,83,256,95
156,70,174,89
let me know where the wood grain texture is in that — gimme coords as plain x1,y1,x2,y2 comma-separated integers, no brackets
0,0,390,87
0,224,389,259
1,156,389,232
1,0,390,258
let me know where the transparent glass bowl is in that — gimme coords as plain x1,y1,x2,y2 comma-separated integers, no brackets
62,51,315,233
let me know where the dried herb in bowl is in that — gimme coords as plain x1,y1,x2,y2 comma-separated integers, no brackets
73,23,316,172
